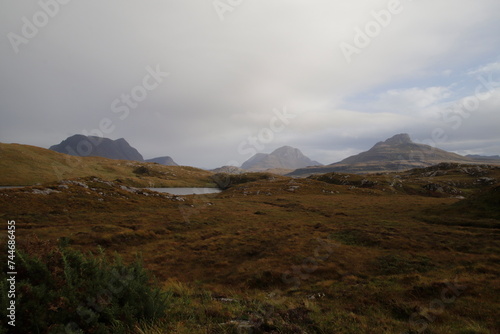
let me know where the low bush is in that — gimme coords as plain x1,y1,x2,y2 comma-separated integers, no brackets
0,237,167,334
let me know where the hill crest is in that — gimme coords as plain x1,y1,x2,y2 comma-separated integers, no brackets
0,142,213,187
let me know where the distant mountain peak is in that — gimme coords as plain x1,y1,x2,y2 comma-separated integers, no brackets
378,133,413,146
241,146,321,171
288,133,477,176
50,134,144,161
271,146,302,156
273,145,296,152
466,154,500,161
145,156,179,166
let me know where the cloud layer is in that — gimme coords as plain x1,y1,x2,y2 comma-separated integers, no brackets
1,0,499,167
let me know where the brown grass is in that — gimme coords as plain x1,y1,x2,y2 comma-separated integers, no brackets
0,163,499,333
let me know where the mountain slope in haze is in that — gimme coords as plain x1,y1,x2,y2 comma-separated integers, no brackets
241,146,322,171
50,135,144,161
288,133,483,176
0,143,215,187
146,156,179,166
336,133,471,166
466,154,500,161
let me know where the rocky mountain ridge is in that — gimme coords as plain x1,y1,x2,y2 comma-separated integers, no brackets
288,133,499,176
50,134,179,166
50,135,144,161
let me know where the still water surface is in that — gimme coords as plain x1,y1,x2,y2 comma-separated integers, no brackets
0,186,221,196
146,188,221,195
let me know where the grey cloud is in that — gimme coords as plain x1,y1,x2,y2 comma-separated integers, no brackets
1,0,499,168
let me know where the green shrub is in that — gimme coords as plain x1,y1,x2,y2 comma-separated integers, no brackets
0,240,167,334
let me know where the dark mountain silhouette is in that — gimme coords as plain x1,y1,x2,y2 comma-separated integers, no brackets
288,133,480,176
146,156,179,166
49,135,144,161
241,146,321,171
466,154,500,161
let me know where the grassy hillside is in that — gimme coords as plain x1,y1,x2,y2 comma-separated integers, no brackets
0,143,215,187
0,167,498,333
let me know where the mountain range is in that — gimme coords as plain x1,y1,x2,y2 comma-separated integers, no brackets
41,133,500,175
466,154,500,161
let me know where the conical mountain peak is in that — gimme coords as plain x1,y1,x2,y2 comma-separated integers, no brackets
382,133,413,146
241,146,321,171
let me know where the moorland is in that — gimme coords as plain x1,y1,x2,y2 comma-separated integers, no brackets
0,145,499,333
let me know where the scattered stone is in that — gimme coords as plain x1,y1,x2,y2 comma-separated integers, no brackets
222,320,255,332
460,166,488,177
30,188,61,195
423,183,444,192
213,297,238,303
286,185,300,192
307,292,326,300
360,179,376,187
422,170,448,177
120,185,139,193
476,177,496,185
61,180,89,188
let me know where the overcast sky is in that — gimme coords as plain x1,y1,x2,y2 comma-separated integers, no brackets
1,0,499,168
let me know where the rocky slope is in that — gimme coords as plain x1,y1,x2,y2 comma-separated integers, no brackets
211,166,246,174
